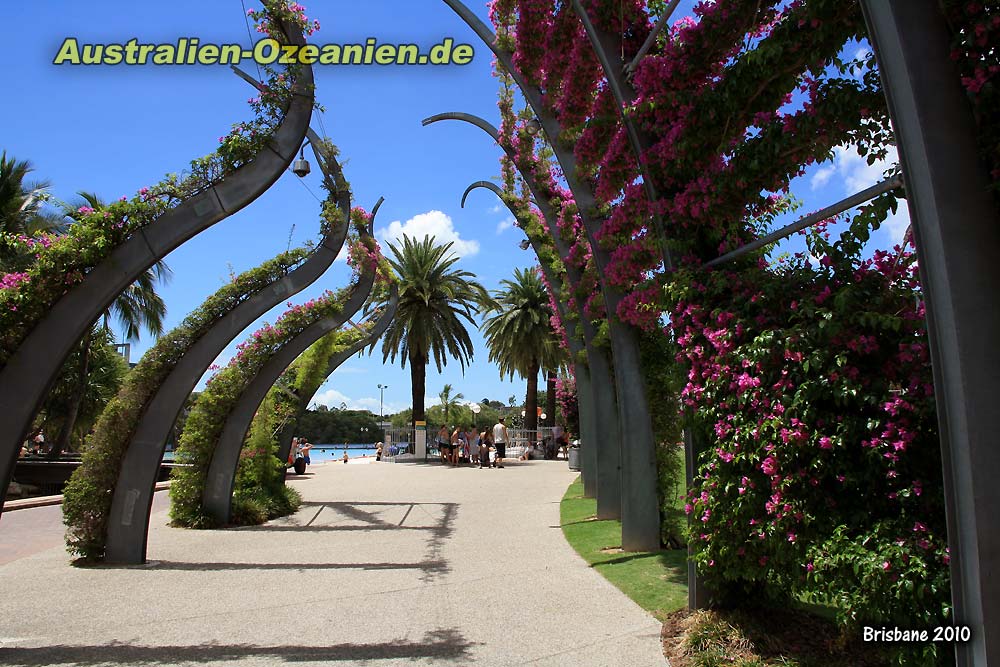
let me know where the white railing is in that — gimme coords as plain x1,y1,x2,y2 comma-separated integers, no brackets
382,427,415,462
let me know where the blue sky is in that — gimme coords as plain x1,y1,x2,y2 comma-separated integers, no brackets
1,1,905,417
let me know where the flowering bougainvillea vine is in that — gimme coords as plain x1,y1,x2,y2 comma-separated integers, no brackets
488,1,980,661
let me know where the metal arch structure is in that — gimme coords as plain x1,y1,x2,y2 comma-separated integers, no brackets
438,1,660,550
273,292,398,467
275,283,400,467
860,2,1000,663
426,114,623,519
460,180,601,500
202,214,382,524
0,14,315,514
423,107,624,518
103,130,350,565
569,0,674,273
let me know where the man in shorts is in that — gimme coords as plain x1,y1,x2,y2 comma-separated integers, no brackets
492,417,509,469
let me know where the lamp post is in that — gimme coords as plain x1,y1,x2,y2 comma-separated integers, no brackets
471,402,481,430
378,383,388,438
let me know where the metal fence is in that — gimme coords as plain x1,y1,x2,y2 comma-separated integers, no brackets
381,427,415,462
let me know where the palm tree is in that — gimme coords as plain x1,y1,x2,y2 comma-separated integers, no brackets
482,268,563,432
377,235,492,427
438,384,465,427
0,151,64,270
44,192,171,457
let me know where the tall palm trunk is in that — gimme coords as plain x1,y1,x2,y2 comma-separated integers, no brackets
524,358,540,432
50,328,93,459
410,349,426,426
546,370,556,427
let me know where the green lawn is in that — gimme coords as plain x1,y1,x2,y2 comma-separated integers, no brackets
560,477,688,620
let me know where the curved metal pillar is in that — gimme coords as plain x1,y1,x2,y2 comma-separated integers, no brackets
440,0,658,549
202,223,380,525
427,110,625,516
103,135,348,564
452,143,622,516
456,173,620,517
861,2,1000,663
0,15,314,514
460,181,597,495
275,280,399,467
569,0,672,271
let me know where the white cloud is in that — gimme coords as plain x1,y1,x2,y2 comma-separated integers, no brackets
377,210,480,259
810,165,835,190
331,365,367,375
883,203,911,246
811,144,909,245
812,145,899,193
496,217,514,235
311,388,405,415
489,203,505,214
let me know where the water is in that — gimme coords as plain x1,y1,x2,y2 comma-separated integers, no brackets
162,444,381,463
308,445,379,463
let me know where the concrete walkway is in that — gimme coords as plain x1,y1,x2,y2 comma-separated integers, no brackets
0,460,665,666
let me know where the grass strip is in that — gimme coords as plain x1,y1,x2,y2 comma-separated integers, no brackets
560,476,688,621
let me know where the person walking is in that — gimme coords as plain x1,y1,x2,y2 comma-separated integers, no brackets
492,416,509,469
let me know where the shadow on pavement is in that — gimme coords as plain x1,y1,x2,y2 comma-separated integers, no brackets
137,559,447,572
99,502,459,583
0,629,476,665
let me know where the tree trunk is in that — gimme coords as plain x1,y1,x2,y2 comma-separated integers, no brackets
50,328,93,460
524,359,540,432
546,370,556,427
410,350,426,427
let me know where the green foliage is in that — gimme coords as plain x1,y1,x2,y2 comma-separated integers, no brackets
669,210,947,665
296,408,380,444
37,326,128,452
639,328,686,547
482,267,563,382
231,391,301,524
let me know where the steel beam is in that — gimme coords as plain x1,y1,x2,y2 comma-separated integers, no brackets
861,1,1000,663
706,175,903,267
275,235,398,467
439,120,623,518
625,0,681,75
0,14,314,516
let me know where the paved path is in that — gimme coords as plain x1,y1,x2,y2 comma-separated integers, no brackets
0,460,665,666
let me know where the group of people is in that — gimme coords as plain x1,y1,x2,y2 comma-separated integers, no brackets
435,416,511,469
18,433,47,458
289,437,313,466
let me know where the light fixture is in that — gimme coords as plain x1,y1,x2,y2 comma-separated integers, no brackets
292,141,311,177
525,118,542,136
519,239,531,250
